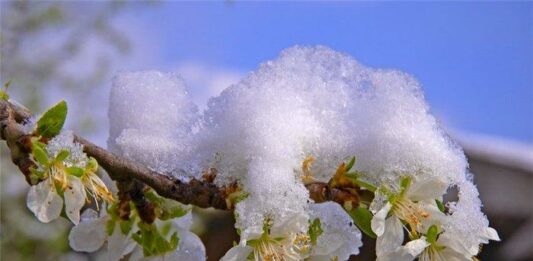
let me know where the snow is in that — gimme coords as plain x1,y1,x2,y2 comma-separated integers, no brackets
108,71,198,175
46,130,88,167
107,46,492,257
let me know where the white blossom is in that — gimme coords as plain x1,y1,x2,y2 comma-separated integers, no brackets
26,131,114,224
370,176,447,258
68,209,205,261
308,202,362,261
26,178,63,223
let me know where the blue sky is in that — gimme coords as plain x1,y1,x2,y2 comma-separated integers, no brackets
118,2,532,143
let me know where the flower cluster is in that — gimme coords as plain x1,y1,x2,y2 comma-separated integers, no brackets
223,201,361,261
27,131,114,224
369,176,500,261
68,199,205,261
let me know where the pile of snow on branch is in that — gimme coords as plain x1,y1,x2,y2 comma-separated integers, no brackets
108,46,497,260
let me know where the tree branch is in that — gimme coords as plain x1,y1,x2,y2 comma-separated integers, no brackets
0,99,361,211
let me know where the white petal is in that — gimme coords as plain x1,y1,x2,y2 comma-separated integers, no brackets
270,211,309,238
376,216,404,257
377,249,417,261
173,211,193,230
369,189,388,214
128,247,144,261
371,202,392,237
437,234,475,257
80,208,99,221
309,202,362,260
440,247,472,261
107,226,136,261
407,178,448,201
68,215,107,252
417,200,446,233
171,229,206,261
220,245,253,261
481,227,500,242
403,237,429,257
27,179,63,223
64,177,86,225
377,238,427,261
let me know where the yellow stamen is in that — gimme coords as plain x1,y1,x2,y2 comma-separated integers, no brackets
81,173,115,206
301,155,317,184
393,197,430,234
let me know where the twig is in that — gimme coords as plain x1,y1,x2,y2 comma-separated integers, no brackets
0,99,361,211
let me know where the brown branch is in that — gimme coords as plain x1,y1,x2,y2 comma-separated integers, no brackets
1,99,361,211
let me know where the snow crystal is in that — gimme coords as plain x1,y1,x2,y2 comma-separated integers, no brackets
108,71,198,176
442,180,491,255
46,130,87,167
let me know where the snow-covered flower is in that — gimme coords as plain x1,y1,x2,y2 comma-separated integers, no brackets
222,202,362,261
26,131,113,224
222,218,309,261
308,202,362,261
370,176,448,258
377,224,500,261
27,175,83,224
419,226,500,261
69,207,205,261
69,208,136,261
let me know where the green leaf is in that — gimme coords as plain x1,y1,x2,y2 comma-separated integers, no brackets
106,219,116,236
308,218,323,245
345,173,377,192
155,193,190,220
36,100,67,138
246,238,260,248
170,232,179,249
435,199,446,213
349,207,377,239
31,142,49,166
30,168,46,178
227,190,249,207
345,156,356,172
29,168,46,184
0,80,10,101
66,166,84,177
0,90,8,101
3,80,11,90
120,218,135,235
400,176,412,193
86,157,98,173
55,149,70,162
426,225,439,244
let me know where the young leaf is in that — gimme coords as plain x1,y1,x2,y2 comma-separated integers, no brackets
344,173,377,192
426,225,439,244
345,156,356,172
308,218,323,245
106,219,116,236
0,80,10,101
120,218,134,235
435,199,446,213
55,149,70,162
0,90,8,101
36,100,67,138
169,232,180,249
31,142,49,166
86,157,98,173
66,167,84,177
349,207,377,238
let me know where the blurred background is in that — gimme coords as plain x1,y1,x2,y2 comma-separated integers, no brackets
1,1,531,261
